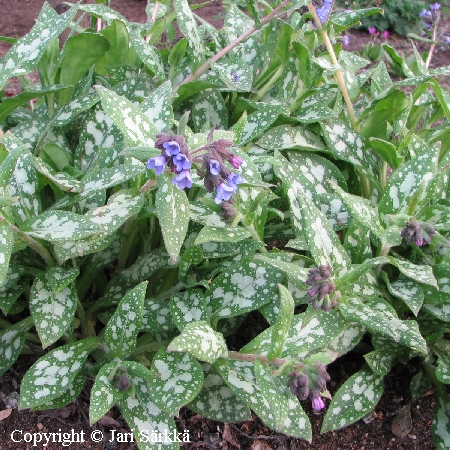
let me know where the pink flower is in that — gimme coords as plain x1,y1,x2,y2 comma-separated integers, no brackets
382,30,389,39
368,27,377,35
311,396,326,411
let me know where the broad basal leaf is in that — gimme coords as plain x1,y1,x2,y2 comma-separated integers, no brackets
20,338,101,410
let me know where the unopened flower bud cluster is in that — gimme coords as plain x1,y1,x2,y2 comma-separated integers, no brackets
305,264,339,311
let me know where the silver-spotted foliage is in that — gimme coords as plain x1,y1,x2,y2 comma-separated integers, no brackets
1,0,450,448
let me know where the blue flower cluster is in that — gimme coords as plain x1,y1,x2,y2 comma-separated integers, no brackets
316,0,333,24
420,3,440,28
146,135,192,190
146,133,244,205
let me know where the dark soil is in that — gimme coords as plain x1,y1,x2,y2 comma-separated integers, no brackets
0,1,447,449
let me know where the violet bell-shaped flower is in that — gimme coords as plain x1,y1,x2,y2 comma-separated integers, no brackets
146,155,167,176
316,0,333,24
173,153,191,172
172,170,192,190
215,183,235,204
311,393,326,411
209,159,221,176
227,173,244,192
163,140,181,157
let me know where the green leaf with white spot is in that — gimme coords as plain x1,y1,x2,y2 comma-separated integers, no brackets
294,185,350,270
188,362,252,423
118,390,178,450
297,103,336,123
0,221,13,286
20,337,101,410
53,95,100,127
0,317,33,376
90,361,128,424
146,347,203,416
86,191,144,236
75,103,123,172
170,288,209,331
390,257,438,289
0,266,27,315
33,157,83,193
140,81,173,132
178,245,203,281
418,205,450,231
321,119,377,183
433,392,450,450
194,226,252,245
364,348,397,376
214,359,275,428
167,321,227,363
20,210,100,241
9,151,40,224
211,57,253,92
156,175,190,264
141,298,175,333
382,275,424,316
254,360,312,440
192,89,228,132
207,256,285,322
128,28,164,79
379,146,438,215
173,0,205,69
96,86,157,147
431,340,450,384
0,4,77,90
36,374,86,411
330,8,383,29
268,285,294,360
47,267,79,295
339,297,399,342
104,282,147,359
0,132,29,187
331,182,384,238
336,257,389,289
239,104,283,145
423,303,450,322
230,111,248,143
29,273,77,348
321,367,384,433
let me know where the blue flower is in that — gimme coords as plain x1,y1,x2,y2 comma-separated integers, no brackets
215,183,235,204
173,153,191,172
430,3,441,11
163,140,181,157
445,36,450,45
316,0,333,24
420,9,432,18
209,159,221,176
172,170,192,189
146,155,167,175
227,173,244,192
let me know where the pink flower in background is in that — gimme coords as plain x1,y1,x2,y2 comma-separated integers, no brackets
368,27,377,35
382,30,389,39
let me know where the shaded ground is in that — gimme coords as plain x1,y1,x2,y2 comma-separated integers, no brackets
0,1,447,449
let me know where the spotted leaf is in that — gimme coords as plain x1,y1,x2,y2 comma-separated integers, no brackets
239,104,283,145
390,257,438,289
0,4,77,89
104,282,147,359
156,175,190,264
255,360,312,441
33,157,83,193
321,367,384,433
206,256,285,322
141,298,175,333
0,221,13,286
20,210,100,241
167,321,227,364
90,361,128,424
96,86,157,147
36,374,86,411
432,393,450,450
194,226,252,245
140,81,173,132
170,288,209,331
188,362,251,423
29,272,78,348
0,318,33,376
192,89,228,132
128,28,164,79
20,338,101,410
383,275,424,316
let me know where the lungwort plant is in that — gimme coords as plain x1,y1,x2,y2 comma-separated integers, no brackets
1,0,450,448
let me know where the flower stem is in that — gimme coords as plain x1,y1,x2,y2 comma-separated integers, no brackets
227,350,289,367
425,26,437,69
173,0,292,93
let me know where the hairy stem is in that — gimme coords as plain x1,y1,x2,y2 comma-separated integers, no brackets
425,25,437,69
174,0,292,92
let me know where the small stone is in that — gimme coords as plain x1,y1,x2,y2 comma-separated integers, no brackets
408,434,417,440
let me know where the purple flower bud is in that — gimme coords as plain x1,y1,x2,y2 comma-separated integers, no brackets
317,283,331,301
342,35,350,46
401,219,435,247
307,284,321,299
172,170,192,190
163,140,181,157
146,155,167,175
209,159,221,176
173,153,191,172
311,395,325,411
230,155,244,169
215,183,235,204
